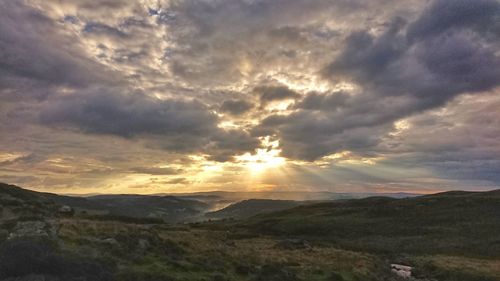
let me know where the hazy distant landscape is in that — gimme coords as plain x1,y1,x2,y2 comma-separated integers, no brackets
0,183,421,223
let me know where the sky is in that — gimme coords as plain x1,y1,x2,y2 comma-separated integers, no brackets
1,0,500,194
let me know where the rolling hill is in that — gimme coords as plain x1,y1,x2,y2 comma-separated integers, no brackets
205,199,303,220
218,190,500,258
2,183,500,281
0,183,210,223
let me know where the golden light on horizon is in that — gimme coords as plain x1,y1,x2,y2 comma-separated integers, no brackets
236,137,286,173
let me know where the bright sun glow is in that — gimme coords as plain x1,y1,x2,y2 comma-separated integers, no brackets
236,138,286,173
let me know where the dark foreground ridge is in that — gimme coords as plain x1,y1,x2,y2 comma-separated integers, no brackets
1,182,499,281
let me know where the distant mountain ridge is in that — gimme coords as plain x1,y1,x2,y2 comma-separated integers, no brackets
158,190,422,201
63,190,422,200
1,183,424,222
4,182,498,226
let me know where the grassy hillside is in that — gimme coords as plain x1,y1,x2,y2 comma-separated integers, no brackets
87,194,209,222
217,190,500,258
0,183,56,221
0,183,212,223
1,183,499,281
200,190,500,280
206,199,302,220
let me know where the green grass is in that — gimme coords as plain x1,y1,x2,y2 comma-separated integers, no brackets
1,183,499,281
207,191,500,258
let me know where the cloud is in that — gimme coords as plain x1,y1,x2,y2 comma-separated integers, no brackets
256,0,500,161
219,99,254,115
39,88,218,138
380,92,500,184
163,178,189,185
295,91,349,111
37,87,260,160
83,22,129,38
255,85,300,106
407,0,500,41
1,0,499,191
153,0,379,87
0,1,120,99
130,166,181,175
204,129,261,162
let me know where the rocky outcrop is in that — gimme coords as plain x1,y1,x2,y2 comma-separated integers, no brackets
391,264,412,279
57,205,73,216
137,238,150,252
7,221,58,240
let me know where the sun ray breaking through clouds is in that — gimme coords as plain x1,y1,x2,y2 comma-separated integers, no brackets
1,0,500,194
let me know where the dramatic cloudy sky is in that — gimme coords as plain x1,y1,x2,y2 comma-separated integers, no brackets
1,0,499,194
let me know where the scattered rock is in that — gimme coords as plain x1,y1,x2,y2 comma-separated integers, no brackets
101,237,119,246
58,205,73,216
137,238,150,251
8,221,57,240
391,263,412,279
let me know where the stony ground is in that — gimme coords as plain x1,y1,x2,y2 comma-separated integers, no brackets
2,216,499,281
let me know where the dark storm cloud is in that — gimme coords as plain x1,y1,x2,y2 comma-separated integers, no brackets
0,1,119,96
295,91,349,111
268,26,307,43
416,33,500,95
325,0,500,103
39,88,218,138
37,88,260,160
258,0,500,161
407,0,500,41
256,111,391,161
205,130,261,162
219,99,254,115
324,19,407,83
255,85,300,106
